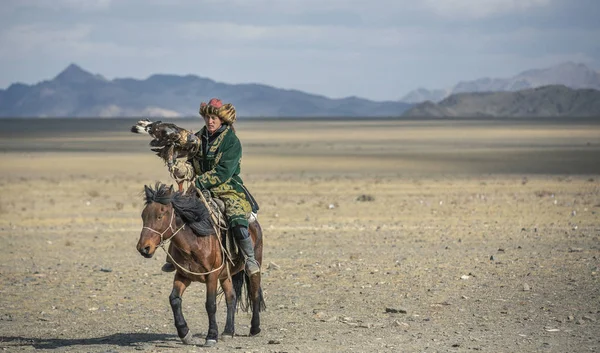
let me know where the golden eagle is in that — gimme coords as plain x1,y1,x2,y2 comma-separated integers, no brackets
131,119,200,171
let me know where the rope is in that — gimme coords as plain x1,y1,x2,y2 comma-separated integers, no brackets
159,241,225,277
145,207,227,277
154,166,237,278
195,187,235,266
195,186,234,283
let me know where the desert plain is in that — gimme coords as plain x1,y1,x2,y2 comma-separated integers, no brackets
0,117,599,352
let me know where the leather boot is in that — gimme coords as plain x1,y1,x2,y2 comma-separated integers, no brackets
238,237,260,275
233,225,260,275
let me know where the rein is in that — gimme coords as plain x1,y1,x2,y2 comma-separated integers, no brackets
144,203,227,277
142,208,184,244
194,187,234,281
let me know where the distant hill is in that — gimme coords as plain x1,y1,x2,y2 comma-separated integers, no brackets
399,88,451,105
400,62,600,103
0,64,411,118
402,85,600,118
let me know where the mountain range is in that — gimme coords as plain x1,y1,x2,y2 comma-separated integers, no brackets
400,62,600,103
403,85,600,118
0,64,411,118
2,62,599,118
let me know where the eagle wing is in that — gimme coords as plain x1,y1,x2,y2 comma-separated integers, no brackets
131,119,200,167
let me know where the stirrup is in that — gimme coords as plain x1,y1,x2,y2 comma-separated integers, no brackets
161,262,176,273
245,259,261,275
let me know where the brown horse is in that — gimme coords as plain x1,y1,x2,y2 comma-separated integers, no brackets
136,182,265,347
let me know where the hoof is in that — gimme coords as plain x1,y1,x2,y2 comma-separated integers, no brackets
221,330,235,338
204,339,217,347
249,327,261,336
181,331,202,345
161,262,176,273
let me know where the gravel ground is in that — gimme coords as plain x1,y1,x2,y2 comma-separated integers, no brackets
1,166,598,352
1,118,599,352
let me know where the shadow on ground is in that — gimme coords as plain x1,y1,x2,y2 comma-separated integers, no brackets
0,333,178,350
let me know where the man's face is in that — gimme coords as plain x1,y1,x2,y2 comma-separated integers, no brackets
204,114,222,134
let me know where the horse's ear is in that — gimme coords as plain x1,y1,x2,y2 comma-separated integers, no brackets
144,185,153,201
169,185,174,193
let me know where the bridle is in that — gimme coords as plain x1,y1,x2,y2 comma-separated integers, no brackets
142,207,186,247
142,203,227,276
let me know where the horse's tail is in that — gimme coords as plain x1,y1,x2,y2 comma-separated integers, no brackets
232,271,266,312
232,271,246,310
256,282,266,312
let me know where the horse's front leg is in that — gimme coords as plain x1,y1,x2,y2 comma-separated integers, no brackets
204,273,219,347
169,274,200,345
220,274,236,337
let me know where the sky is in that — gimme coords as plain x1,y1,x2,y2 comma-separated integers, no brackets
0,0,599,101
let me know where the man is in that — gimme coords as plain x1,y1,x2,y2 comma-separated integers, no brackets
163,98,260,275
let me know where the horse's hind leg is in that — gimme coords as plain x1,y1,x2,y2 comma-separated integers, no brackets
169,274,200,345
247,221,264,336
220,275,236,337
248,273,262,336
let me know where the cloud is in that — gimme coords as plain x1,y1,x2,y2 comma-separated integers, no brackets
422,0,552,19
0,24,92,56
9,0,113,12
174,21,433,53
0,22,166,61
0,0,598,100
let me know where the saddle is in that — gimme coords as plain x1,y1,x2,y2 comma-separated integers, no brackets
200,189,258,226
195,188,258,260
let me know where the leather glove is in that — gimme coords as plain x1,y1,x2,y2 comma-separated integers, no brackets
171,160,193,180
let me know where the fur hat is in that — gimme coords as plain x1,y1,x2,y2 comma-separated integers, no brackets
199,98,236,124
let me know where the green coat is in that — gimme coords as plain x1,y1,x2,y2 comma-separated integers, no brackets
188,125,251,228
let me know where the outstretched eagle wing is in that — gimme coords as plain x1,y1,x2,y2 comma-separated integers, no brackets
131,119,200,168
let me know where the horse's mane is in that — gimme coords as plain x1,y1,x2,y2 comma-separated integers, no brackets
144,182,215,237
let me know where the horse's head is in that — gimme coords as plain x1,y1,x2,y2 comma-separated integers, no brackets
136,183,176,258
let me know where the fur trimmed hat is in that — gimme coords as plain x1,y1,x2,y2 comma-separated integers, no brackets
199,98,236,124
